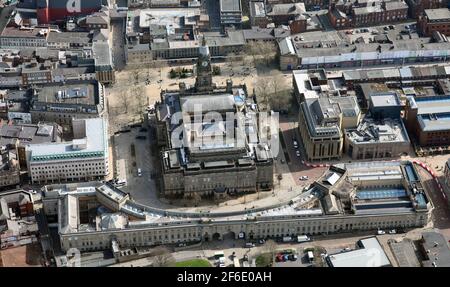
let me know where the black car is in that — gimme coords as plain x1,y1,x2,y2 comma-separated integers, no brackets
139,128,148,132
136,135,147,140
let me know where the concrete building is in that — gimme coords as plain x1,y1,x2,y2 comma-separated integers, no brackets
345,117,410,160
25,117,109,184
418,8,450,36
278,30,450,70
43,160,431,252
298,94,361,161
0,120,62,169
444,158,450,187
30,81,106,128
326,237,391,267
0,26,49,48
0,146,20,189
405,96,450,147
418,231,450,267
155,41,274,197
220,0,242,26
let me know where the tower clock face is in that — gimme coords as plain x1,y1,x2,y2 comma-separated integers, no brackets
202,61,208,67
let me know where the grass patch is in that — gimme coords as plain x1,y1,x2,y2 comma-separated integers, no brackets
174,259,211,267
255,253,273,267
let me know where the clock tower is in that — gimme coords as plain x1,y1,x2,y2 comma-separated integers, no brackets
195,37,213,92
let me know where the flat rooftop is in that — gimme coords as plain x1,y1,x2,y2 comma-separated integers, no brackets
346,117,409,144
424,8,450,21
27,118,107,161
34,82,98,106
220,0,241,12
327,237,391,267
421,231,450,267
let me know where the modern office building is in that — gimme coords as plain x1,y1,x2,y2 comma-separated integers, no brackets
405,96,450,147
25,118,109,184
220,0,243,26
298,94,361,161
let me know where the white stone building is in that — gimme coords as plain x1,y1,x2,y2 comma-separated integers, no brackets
25,118,109,184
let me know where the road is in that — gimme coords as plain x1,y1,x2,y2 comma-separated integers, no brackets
111,17,126,71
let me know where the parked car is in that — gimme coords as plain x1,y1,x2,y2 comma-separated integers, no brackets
136,135,147,140
388,229,396,234
377,229,386,235
299,176,309,181
296,151,300,157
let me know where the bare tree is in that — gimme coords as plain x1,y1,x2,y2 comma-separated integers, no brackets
255,77,271,111
131,86,146,116
265,239,277,263
152,246,175,267
245,41,260,68
227,52,237,74
269,72,291,111
132,70,140,84
119,90,130,114
258,41,277,67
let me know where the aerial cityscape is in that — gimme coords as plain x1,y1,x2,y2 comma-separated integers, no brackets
1,0,450,268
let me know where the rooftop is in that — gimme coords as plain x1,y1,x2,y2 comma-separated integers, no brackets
424,8,450,21
220,0,241,12
27,118,107,162
421,231,450,267
346,117,409,144
327,237,391,267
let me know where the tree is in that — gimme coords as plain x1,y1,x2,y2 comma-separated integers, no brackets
269,72,291,112
213,65,221,75
255,77,271,111
132,70,140,84
259,41,277,67
152,246,175,267
265,239,277,263
245,41,260,68
119,90,130,114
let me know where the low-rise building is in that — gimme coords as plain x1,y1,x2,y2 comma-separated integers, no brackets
278,30,450,70
30,81,106,128
345,117,410,160
326,237,391,267
405,95,450,147
25,117,109,184
406,0,447,19
0,26,49,48
418,231,450,267
418,8,450,36
44,160,431,253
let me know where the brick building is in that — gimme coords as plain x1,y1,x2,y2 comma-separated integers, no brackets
418,8,450,36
